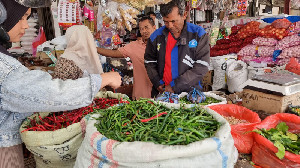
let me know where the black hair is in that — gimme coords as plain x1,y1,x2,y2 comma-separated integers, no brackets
139,16,155,26
147,11,155,16
160,0,186,17
137,30,141,37
137,14,146,18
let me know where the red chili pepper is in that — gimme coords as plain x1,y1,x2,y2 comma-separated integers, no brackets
21,127,43,133
147,101,154,105
23,98,123,132
140,112,168,123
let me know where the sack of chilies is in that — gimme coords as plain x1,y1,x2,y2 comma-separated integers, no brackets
75,105,238,168
20,91,127,168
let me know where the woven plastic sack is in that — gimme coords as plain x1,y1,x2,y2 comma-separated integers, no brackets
20,91,127,168
75,106,238,168
252,37,278,46
226,60,248,93
285,57,300,75
209,104,261,154
210,54,237,91
252,113,300,168
20,112,83,168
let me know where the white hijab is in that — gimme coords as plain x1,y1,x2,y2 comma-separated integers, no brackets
62,25,103,74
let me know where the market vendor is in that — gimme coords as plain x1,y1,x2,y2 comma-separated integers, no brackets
97,16,156,100
144,0,210,96
0,0,121,167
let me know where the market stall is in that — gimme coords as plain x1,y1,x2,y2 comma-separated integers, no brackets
3,0,299,168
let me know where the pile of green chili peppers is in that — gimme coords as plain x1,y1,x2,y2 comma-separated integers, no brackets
179,96,222,105
93,99,220,145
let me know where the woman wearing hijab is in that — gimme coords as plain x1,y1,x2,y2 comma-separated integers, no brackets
53,25,103,80
0,1,121,167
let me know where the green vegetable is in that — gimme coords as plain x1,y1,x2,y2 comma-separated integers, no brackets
93,99,220,145
253,122,300,159
291,107,300,116
179,96,222,105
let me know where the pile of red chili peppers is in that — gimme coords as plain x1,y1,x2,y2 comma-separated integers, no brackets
22,98,128,132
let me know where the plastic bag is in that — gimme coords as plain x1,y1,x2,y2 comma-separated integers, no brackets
275,34,300,51
155,92,179,104
209,19,220,46
287,21,300,36
226,60,248,93
277,46,300,59
209,104,261,154
236,21,260,39
258,25,288,40
252,113,300,168
252,37,278,46
32,27,46,57
210,54,237,91
238,44,275,57
285,57,300,75
271,18,292,29
186,88,206,103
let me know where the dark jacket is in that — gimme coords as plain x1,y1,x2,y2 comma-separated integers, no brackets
144,22,210,94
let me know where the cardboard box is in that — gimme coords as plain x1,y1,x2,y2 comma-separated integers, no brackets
242,89,300,114
37,51,56,65
203,70,213,85
202,84,212,92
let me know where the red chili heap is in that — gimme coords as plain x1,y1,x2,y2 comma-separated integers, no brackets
22,98,128,132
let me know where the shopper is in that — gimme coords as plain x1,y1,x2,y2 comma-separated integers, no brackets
144,0,210,96
0,1,121,167
97,16,156,100
147,11,164,28
53,25,103,80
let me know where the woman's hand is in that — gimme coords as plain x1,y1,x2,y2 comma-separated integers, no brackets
100,72,122,89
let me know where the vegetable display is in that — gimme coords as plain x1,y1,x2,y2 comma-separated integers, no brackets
287,105,300,116
254,122,300,159
94,99,220,145
179,96,222,105
223,116,249,125
22,98,127,132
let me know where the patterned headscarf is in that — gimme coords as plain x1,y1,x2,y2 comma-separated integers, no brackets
61,25,103,74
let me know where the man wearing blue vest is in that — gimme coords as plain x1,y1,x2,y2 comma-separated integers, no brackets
144,0,210,96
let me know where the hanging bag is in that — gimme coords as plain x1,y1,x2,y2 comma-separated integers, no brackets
32,27,46,57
